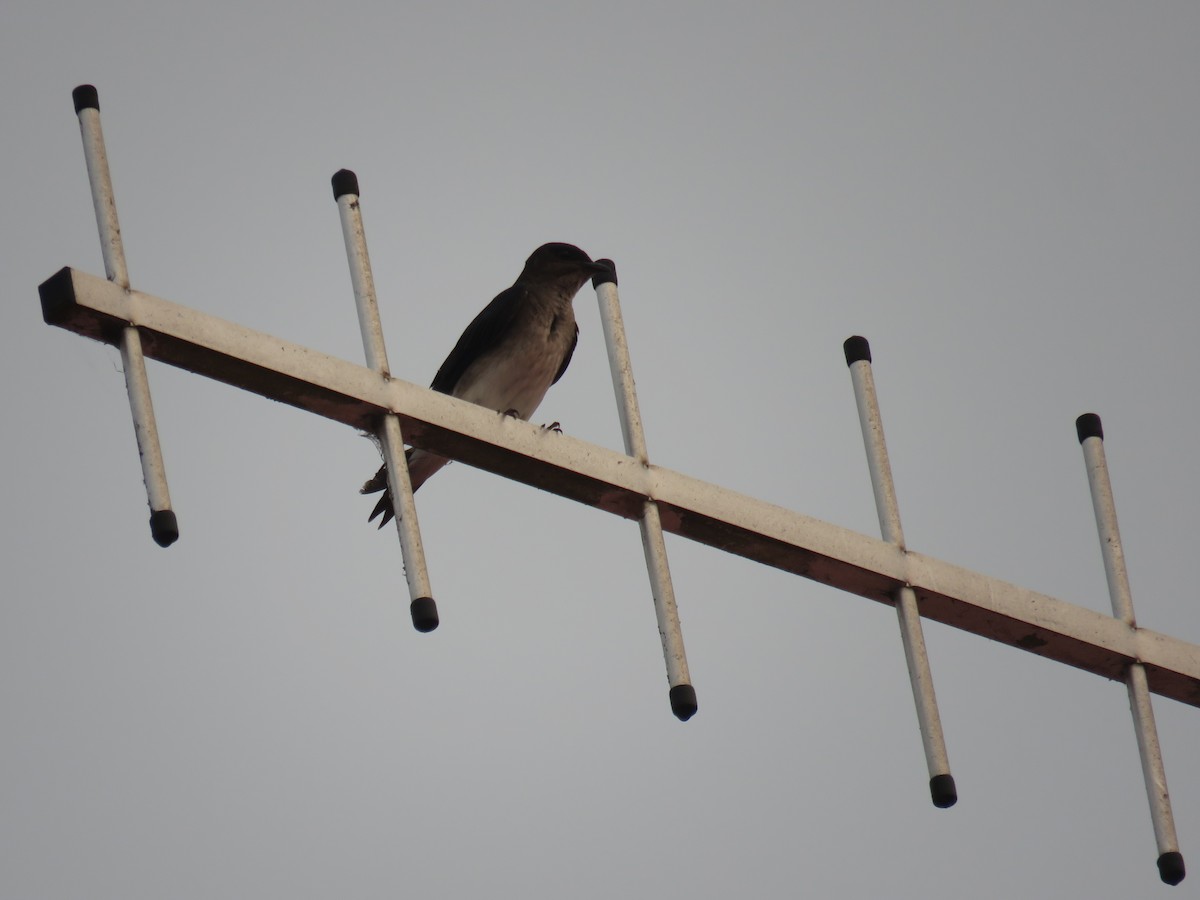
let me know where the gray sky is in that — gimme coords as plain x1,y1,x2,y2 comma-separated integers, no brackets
4,2,1200,897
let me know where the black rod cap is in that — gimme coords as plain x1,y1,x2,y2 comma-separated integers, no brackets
39,267,78,325
149,510,179,548
410,596,439,633
1075,412,1104,443
331,169,359,201
669,683,698,721
844,335,872,366
1158,851,1185,885
72,84,99,113
929,773,958,808
592,258,617,288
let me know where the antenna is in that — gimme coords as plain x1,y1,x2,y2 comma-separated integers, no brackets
39,86,1192,886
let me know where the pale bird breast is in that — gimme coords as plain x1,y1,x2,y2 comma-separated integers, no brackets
453,314,575,419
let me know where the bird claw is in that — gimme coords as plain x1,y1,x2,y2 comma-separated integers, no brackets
501,408,520,418
541,421,563,434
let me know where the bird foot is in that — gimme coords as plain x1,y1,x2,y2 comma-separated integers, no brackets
501,408,521,418
541,421,563,434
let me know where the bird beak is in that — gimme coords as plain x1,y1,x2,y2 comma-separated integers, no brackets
586,259,615,287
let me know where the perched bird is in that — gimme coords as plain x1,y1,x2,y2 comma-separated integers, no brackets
362,242,611,527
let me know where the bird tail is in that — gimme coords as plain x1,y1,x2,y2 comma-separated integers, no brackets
360,448,450,528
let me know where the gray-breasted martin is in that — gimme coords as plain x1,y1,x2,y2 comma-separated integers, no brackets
362,242,610,526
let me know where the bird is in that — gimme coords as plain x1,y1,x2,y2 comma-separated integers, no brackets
361,242,611,527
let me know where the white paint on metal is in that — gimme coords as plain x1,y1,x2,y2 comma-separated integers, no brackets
75,104,173,522
1082,436,1136,625
42,269,1200,708
639,499,691,687
334,186,433,607
848,356,952,788
336,192,391,377
380,412,433,604
76,107,128,289
848,359,905,546
1081,432,1181,861
594,281,647,462
117,325,171,512
894,586,948,767
594,278,692,696
1127,663,1180,855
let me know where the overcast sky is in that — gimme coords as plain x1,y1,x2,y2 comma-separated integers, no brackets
4,2,1200,897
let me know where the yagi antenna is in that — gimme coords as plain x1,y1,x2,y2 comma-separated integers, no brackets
40,85,1191,886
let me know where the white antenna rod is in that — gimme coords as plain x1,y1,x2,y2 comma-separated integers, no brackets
845,337,956,808
593,264,696,721
72,85,177,548
1077,413,1184,886
333,170,437,632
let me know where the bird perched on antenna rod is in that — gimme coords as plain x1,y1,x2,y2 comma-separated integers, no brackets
361,242,612,526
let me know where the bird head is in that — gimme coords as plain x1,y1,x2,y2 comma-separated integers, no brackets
517,243,612,289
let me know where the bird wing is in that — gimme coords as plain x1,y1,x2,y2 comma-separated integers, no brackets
430,285,527,395
551,323,578,385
